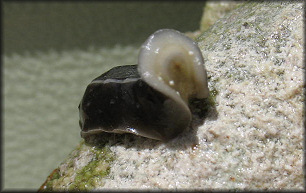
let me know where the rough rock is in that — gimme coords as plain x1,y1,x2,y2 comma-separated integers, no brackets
200,1,242,32
39,2,304,191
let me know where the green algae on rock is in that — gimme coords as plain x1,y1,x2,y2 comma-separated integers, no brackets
38,141,115,192
68,146,114,191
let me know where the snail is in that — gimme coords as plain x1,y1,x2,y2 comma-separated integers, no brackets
78,29,209,141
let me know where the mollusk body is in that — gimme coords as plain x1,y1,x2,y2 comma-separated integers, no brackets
79,29,208,141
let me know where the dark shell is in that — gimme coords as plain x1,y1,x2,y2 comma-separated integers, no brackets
79,65,190,141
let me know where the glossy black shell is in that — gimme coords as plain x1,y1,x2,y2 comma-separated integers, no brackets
79,65,190,141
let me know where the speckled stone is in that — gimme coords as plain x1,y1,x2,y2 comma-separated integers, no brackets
199,1,242,32
39,2,304,191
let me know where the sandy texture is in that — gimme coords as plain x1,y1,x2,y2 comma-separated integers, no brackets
200,1,241,32
40,2,304,191
102,2,304,190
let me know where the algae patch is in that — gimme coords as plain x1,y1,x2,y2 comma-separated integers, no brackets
38,142,115,192
69,146,114,191
38,168,61,191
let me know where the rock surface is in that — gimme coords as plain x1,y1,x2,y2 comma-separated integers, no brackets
200,1,242,32
39,2,304,191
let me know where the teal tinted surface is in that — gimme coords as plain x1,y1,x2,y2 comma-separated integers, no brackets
3,1,205,54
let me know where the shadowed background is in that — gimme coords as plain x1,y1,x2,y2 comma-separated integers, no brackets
3,1,205,189
4,1,205,54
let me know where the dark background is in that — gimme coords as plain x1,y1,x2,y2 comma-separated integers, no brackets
3,1,206,54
